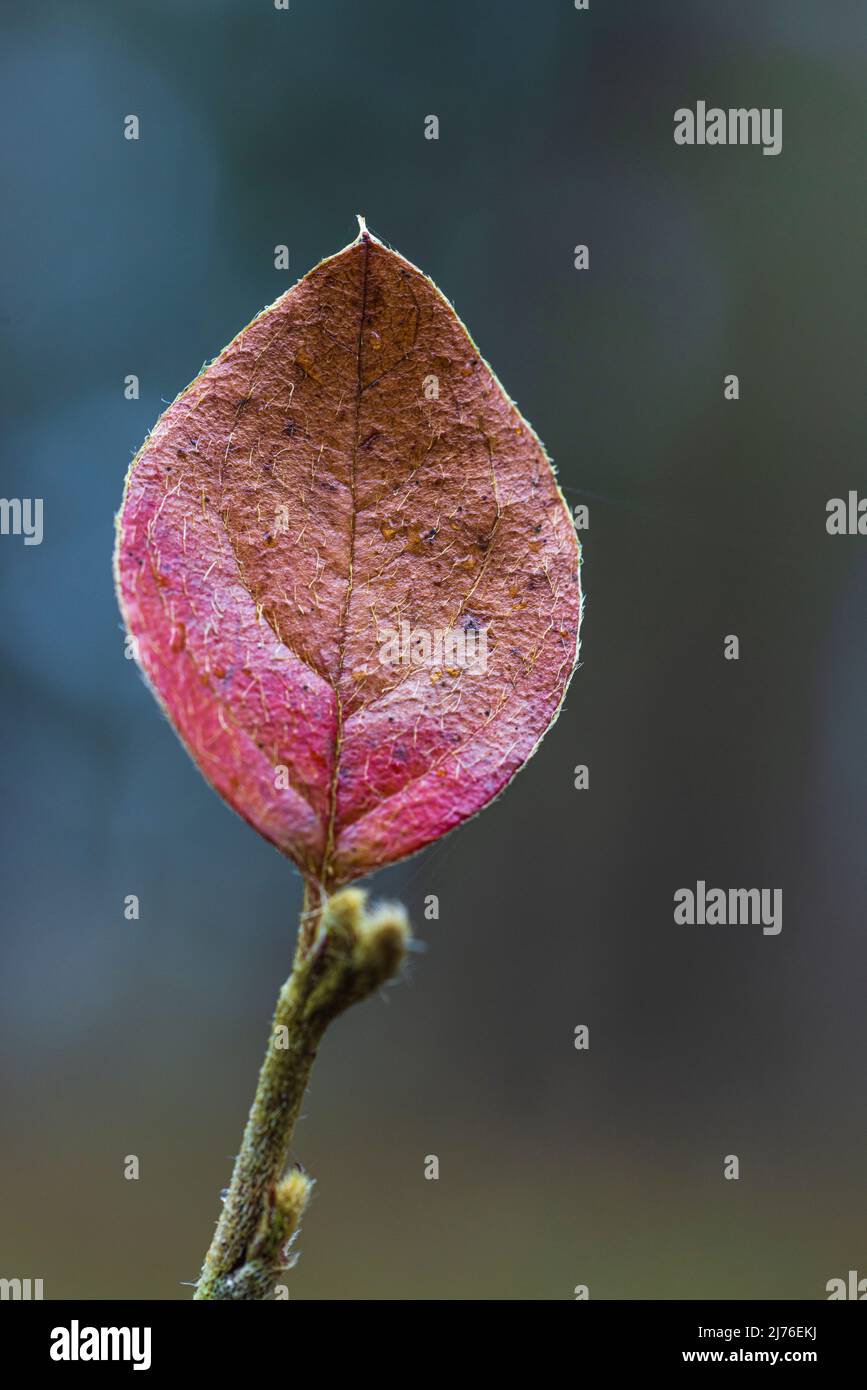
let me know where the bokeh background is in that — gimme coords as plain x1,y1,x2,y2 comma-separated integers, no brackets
1,0,865,1300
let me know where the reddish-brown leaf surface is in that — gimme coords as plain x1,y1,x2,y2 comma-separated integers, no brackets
115,226,582,889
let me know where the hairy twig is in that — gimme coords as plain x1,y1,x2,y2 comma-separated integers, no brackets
194,884,410,1300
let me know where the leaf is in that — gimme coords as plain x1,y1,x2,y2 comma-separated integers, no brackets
115,223,582,889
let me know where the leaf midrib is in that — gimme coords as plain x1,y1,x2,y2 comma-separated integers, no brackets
320,233,372,883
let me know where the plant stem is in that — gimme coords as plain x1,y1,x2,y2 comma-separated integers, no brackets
194,882,409,1301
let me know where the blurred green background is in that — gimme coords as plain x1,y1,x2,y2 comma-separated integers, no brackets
1,0,865,1299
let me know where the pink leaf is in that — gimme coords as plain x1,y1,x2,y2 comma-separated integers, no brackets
115,226,582,888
